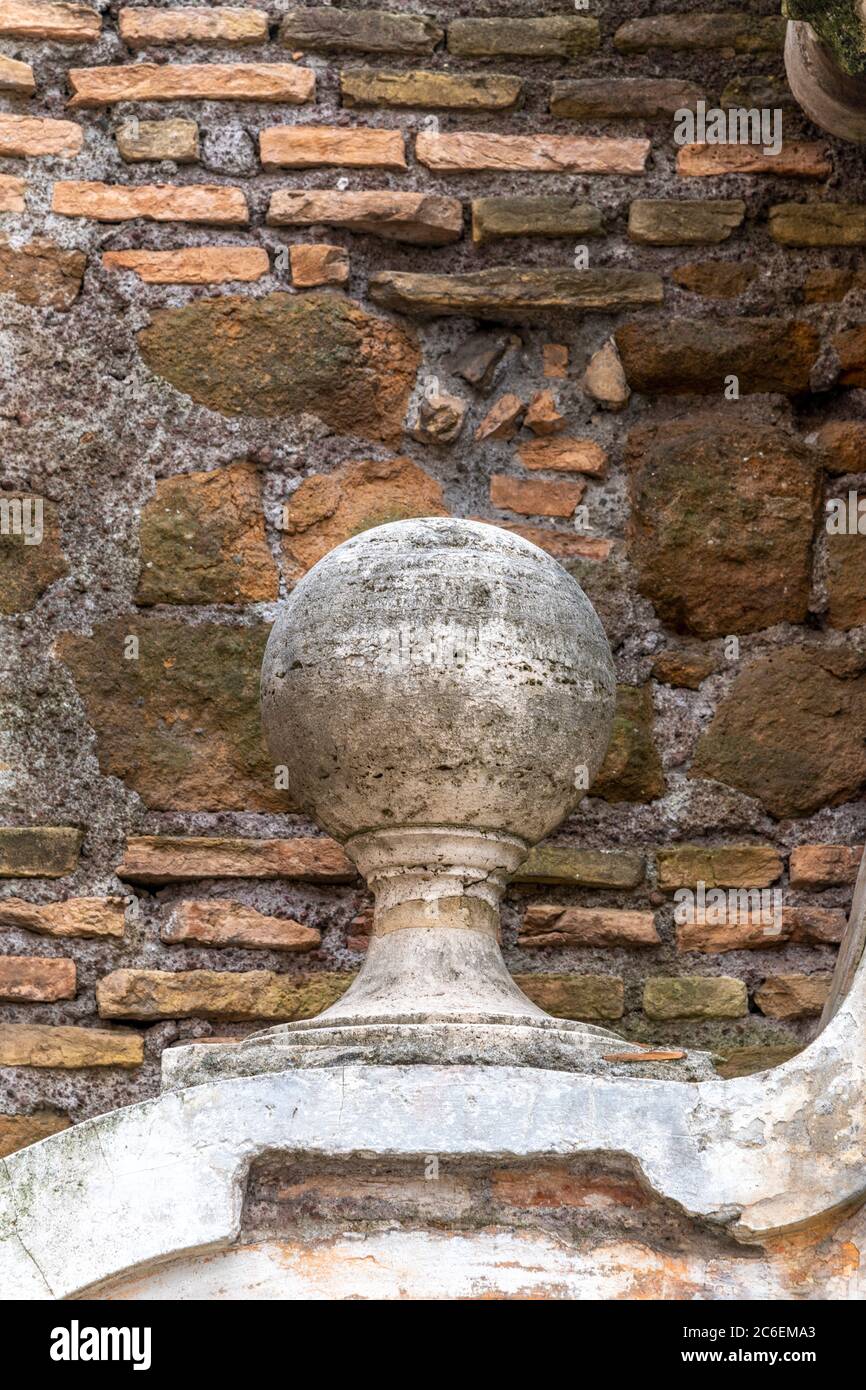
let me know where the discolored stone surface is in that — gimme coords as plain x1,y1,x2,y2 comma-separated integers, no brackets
281,456,446,578
96,968,354,1021
583,339,630,411
278,8,443,55
789,843,863,888
513,973,624,1021
512,846,645,888
671,261,757,298
0,897,126,938
643,976,748,1020
834,327,866,387
769,203,866,246
652,648,719,688
813,420,866,473
0,493,67,611
805,268,866,302
448,16,599,58
371,268,663,320
626,417,821,636
0,827,82,878
161,901,320,952
58,620,285,812
139,293,419,445
616,319,818,395
614,14,784,53
755,973,832,1019
115,118,199,163
136,461,278,606
341,68,521,110
551,77,703,118
591,684,664,804
471,196,602,245
0,1110,69,1158
411,392,466,444
827,532,866,629
628,200,745,246
475,393,525,441
713,1044,802,1079
657,844,782,891
691,647,866,818
0,956,76,1001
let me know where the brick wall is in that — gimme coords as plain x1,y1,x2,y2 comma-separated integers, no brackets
1,0,866,1151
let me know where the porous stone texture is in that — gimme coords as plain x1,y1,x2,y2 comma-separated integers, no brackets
139,293,419,444
643,976,748,1020
135,461,277,605
115,119,199,164
616,319,819,395
626,417,821,636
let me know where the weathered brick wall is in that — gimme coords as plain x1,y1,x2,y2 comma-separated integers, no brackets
1,0,865,1151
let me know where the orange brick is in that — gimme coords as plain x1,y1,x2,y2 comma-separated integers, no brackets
788,844,863,888
52,182,248,226
289,243,349,288
103,246,268,284
0,1,100,42
517,437,607,476
68,64,315,107
119,6,268,47
0,956,76,1001
0,114,82,159
162,900,320,952
261,125,406,170
0,174,25,212
116,835,355,884
0,54,35,94
491,475,585,518
677,142,831,179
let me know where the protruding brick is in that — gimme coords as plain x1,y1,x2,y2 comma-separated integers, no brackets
0,54,35,95
116,118,199,164
162,901,321,952
0,897,126,938
0,1110,70,1158
52,181,248,226
117,835,355,884
0,1023,142,1067
583,339,630,411
283,456,446,576
471,195,602,245
136,461,277,605
643,976,748,1020
490,475,584,518
268,189,462,246
104,246,268,285
514,973,624,1020
371,268,663,319
289,242,349,289
616,318,818,396
0,827,81,878
341,67,521,111
475,394,525,442
769,203,866,246
0,1,100,42
677,143,831,178
0,956,76,1001
278,9,443,55
614,14,784,53
513,846,645,889
789,844,863,889
517,437,607,476
0,174,26,212
657,844,782,891
448,16,599,58
523,390,565,437
519,905,659,949
629,199,744,245
755,973,832,1020
416,131,649,175
119,7,268,47
551,77,703,119
68,64,315,107
97,967,353,1021
261,125,406,171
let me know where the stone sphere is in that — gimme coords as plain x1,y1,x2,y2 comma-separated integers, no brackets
261,518,616,844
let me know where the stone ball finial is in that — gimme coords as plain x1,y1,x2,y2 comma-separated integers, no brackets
262,517,616,845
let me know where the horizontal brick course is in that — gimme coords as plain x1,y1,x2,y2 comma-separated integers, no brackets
416,131,649,175
0,827,82,878
68,64,315,107
0,0,100,41
788,844,863,888
260,125,406,171
0,113,82,158
0,897,126,938
96,967,353,1021
677,143,831,179
161,901,321,952
119,6,267,47
0,1022,143,1067
52,181,248,225
267,189,462,245
0,955,76,1001
117,835,355,884
103,247,268,284
519,905,659,949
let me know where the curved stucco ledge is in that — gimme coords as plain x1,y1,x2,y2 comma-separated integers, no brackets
1,1033,865,1299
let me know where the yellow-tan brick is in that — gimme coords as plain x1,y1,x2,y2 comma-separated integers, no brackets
788,843,863,889
0,0,100,42
116,118,199,164
0,1110,70,1157
755,973,832,1020
119,6,268,47
0,1022,143,1067
0,896,126,938
52,181,248,226
0,174,26,212
96,967,353,1021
